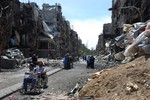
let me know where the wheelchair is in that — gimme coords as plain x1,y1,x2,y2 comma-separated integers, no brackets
20,72,44,94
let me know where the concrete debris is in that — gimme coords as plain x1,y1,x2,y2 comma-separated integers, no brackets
0,48,24,69
97,20,150,64
67,82,83,96
114,51,125,60
92,69,110,79
38,58,62,67
123,21,150,58
2,48,24,59
125,82,139,95
96,0,150,64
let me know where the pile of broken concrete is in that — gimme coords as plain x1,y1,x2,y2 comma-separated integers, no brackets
114,20,150,63
0,48,24,69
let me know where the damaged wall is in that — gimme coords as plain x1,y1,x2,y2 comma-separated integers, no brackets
96,34,105,54
19,3,41,49
41,3,80,57
0,1,54,58
0,1,80,59
96,0,150,56
111,0,150,36
96,23,113,54
0,0,20,55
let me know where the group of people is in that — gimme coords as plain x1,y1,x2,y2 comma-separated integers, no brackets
22,54,48,93
63,53,73,69
86,55,95,69
63,54,95,69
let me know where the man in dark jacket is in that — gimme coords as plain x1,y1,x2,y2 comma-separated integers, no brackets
90,56,95,69
32,54,38,66
63,53,70,69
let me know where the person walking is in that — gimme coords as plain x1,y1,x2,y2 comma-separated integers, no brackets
63,53,70,69
32,54,38,67
90,56,95,69
69,55,73,68
86,56,91,68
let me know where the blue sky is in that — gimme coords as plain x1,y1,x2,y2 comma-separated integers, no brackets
20,0,112,49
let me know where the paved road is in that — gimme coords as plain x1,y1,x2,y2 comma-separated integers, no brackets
2,61,99,100
0,64,62,99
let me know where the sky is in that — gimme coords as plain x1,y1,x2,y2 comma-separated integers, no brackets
20,0,112,49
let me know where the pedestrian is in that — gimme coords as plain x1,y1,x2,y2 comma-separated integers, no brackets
63,53,70,69
84,56,87,61
83,56,85,61
90,56,95,69
69,55,73,68
86,56,91,68
32,54,38,67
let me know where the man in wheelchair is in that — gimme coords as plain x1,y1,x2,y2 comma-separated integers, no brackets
22,61,48,93
22,63,37,93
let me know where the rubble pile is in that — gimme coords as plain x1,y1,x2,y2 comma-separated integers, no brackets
96,0,150,64
97,20,150,64
0,48,24,69
77,55,150,99
38,58,62,67
113,20,150,62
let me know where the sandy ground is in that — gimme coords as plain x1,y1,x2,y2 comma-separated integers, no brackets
78,55,150,100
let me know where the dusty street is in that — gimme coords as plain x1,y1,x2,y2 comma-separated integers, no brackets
2,61,100,100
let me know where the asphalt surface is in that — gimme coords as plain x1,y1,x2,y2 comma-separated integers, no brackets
0,64,62,100
2,61,99,100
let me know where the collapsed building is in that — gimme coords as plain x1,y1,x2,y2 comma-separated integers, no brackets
96,0,150,62
41,3,79,57
111,0,150,34
0,0,80,69
96,23,113,54
0,0,43,56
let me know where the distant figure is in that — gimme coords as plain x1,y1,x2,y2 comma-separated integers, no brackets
82,56,85,61
84,56,87,61
86,56,95,69
32,54,38,66
63,53,70,69
86,56,91,68
10,35,17,47
29,47,34,57
90,56,95,69
69,56,73,68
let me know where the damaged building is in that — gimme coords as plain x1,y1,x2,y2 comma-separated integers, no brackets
0,0,43,57
96,23,113,54
0,0,80,68
41,3,79,57
96,0,150,61
110,0,150,35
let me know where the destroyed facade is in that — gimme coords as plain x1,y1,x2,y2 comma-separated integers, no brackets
96,0,150,62
0,0,81,69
